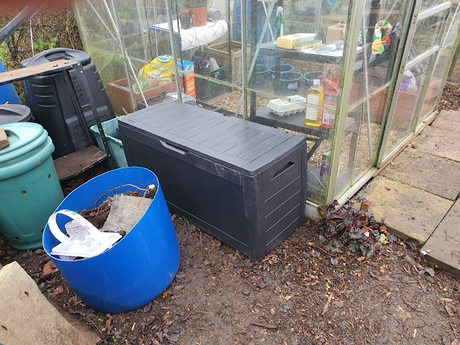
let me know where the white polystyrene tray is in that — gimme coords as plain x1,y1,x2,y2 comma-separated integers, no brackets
268,95,306,116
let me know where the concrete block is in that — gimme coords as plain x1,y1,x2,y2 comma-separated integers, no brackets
422,200,460,276
412,126,460,163
0,261,100,345
357,176,453,243
381,149,460,201
0,128,9,150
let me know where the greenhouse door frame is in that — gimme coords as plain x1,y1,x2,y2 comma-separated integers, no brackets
377,1,453,167
328,0,455,206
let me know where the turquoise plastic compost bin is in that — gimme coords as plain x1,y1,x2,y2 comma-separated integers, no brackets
42,167,180,313
0,122,63,250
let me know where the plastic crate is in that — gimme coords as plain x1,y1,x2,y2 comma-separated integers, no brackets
195,63,227,99
90,117,128,168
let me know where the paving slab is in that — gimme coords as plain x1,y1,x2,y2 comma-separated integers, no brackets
422,200,460,276
431,110,460,131
0,261,100,345
412,125,460,162
357,176,453,243
381,148,460,200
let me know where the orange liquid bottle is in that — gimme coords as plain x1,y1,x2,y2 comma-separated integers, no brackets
304,79,324,127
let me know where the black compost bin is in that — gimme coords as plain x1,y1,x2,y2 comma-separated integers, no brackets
119,102,308,261
20,48,115,158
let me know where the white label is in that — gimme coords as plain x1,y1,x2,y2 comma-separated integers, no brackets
305,94,319,121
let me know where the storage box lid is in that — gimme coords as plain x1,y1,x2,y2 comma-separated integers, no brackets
119,102,306,175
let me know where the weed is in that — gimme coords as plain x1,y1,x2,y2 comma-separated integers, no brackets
316,197,398,256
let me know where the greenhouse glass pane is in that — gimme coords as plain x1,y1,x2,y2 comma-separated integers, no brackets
384,55,435,157
238,0,351,204
334,88,389,199
421,0,448,11
420,46,453,120
441,1,460,47
349,0,414,106
408,10,447,62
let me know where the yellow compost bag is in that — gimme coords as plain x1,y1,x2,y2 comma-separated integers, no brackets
139,55,174,89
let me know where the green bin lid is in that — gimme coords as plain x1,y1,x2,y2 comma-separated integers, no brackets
0,122,49,165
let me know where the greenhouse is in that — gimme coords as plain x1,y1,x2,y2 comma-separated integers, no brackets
73,0,460,213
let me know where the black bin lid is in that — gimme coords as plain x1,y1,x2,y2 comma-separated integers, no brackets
0,105,32,125
20,48,91,68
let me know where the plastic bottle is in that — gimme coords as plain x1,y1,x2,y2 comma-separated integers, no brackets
304,79,324,127
275,6,284,39
321,76,339,130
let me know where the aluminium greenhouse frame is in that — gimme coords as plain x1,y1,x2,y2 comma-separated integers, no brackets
74,0,460,212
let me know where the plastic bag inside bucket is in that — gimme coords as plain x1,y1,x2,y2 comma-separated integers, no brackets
48,209,122,260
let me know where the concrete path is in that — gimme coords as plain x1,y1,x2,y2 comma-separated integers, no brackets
357,109,460,276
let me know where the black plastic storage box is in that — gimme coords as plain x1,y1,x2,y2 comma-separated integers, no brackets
118,102,307,261
21,48,115,158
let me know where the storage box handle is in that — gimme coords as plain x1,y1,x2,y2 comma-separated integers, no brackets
159,140,187,155
272,161,294,180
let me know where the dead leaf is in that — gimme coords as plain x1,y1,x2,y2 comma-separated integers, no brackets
357,257,365,262
68,296,79,305
361,226,370,233
105,314,112,329
162,311,171,321
155,331,164,342
322,293,333,315
445,304,456,317
451,339,458,345
167,333,180,342
162,291,168,299
424,268,435,277
404,255,424,270
53,286,63,296
43,261,58,276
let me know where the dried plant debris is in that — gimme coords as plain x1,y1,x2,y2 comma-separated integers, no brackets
316,197,398,256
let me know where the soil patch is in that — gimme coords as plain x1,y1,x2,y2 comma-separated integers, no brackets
1,218,459,345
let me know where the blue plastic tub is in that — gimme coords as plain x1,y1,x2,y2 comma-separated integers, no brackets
279,71,303,96
250,65,269,89
304,71,323,89
42,167,180,313
0,60,21,105
269,64,294,78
